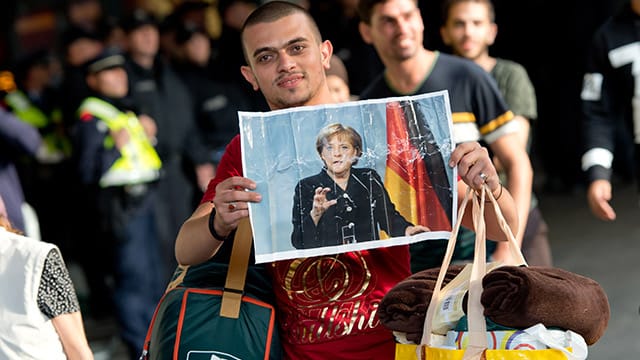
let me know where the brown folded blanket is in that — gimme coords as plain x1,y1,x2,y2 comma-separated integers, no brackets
481,265,610,345
378,265,465,343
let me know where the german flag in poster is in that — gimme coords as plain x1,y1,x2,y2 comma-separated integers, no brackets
384,100,452,232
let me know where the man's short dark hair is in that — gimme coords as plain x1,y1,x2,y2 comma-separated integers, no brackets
240,1,322,62
357,0,383,24
357,0,420,24
441,0,495,25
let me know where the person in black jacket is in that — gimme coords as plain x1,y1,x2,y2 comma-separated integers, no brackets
171,21,256,192
121,9,206,279
291,123,429,249
581,0,640,221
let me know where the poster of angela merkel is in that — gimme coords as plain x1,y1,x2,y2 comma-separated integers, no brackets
239,91,457,263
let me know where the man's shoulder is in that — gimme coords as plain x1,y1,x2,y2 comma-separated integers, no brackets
226,134,242,153
492,58,534,88
432,52,491,88
494,58,528,75
436,52,484,73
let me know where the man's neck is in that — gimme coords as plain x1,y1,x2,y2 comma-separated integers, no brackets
131,53,155,69
383,48,435,95
307,92,336,107
474,53,497,73
274,87,335,110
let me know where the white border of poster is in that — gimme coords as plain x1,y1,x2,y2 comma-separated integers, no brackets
239,90,457,263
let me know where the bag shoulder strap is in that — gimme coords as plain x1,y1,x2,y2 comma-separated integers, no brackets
220,217,253,318
165,264,190,291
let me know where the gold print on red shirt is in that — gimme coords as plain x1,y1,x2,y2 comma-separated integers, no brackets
274,253,381,343
283,254,371,306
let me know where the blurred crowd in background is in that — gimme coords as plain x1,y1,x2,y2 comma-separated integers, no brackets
0,0,635,358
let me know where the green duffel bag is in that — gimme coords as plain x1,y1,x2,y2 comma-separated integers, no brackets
141,220,282,360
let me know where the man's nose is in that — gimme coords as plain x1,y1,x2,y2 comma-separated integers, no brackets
277,51,296,72
396,17,412,33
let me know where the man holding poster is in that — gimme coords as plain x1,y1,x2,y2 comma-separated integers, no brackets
175,2,519,359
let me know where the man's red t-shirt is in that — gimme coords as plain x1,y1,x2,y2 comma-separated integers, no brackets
202,135,411,359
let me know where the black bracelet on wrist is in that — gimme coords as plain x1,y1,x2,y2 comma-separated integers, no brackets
208,207,229,241
487,183,504,202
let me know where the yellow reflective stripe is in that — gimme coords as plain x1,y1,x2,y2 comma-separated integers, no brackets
5,91,48,127
79,97,162,187
78,97,122,120
478,110,514,135
451,112,476,123
451,110,515,137
99,169,160,187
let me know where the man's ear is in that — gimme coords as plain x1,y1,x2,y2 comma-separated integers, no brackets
487,23,498,46
240,65,259,91
440,26,452,46
86,73,97,90
358,22,372,45
320,40,333,70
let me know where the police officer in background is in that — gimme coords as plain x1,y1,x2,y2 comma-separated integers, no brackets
121,9,206,276
73,49,166,359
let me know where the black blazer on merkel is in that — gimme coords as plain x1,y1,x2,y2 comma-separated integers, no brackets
291,167,412,249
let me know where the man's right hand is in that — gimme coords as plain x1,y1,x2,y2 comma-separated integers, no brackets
212,176,261,235
587,179,616,221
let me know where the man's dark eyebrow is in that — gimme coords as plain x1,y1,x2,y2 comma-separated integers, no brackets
251,37,309,58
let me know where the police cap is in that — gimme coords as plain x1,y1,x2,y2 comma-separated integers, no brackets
85,49,125,74
121,9,158,33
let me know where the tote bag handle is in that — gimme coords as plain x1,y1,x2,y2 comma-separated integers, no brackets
421,184,527,358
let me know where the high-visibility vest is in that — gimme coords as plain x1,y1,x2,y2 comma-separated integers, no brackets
78,97,162,187
4,89,72,157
